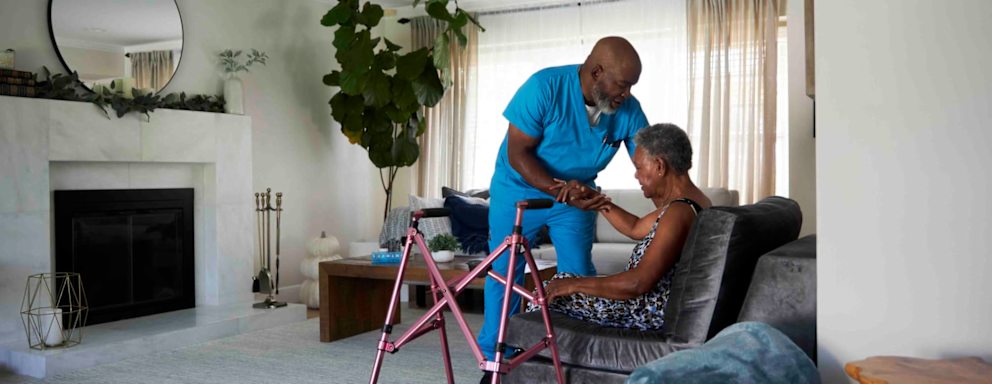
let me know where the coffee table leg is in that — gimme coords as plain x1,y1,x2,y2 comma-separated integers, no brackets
320,272,398,342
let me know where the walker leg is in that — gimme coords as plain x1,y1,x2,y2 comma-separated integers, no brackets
432,282,455,384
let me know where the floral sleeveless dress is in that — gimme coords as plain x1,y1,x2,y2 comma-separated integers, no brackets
527,198,701,330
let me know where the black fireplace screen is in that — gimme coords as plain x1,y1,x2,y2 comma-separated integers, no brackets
54,189,194,325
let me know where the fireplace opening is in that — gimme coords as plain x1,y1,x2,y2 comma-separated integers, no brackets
54,189,194,326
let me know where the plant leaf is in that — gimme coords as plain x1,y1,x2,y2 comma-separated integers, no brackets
321,2,353,26
426,1,453,21
412,62,444,107
333,26,355,50
450,11,468,29
390,77,418,112
393,124,420,166
374,51,396,71
452,27,467,48
323,71,341,87
337,29,374,74
339,70,369,96
363,71,392,107
395,48,429,80
358,2,384,27
432,33,450,70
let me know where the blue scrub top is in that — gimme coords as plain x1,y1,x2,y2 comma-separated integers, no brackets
491,64,649,201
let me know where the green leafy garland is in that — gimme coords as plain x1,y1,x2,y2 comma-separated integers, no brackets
35,67,225,120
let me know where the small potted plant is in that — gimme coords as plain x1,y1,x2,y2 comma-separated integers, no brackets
427,234,461,263
217,48,268,114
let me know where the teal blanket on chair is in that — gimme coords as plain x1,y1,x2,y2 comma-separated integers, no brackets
627,322,819,384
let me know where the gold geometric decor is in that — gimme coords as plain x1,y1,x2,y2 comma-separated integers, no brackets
20,272,88,350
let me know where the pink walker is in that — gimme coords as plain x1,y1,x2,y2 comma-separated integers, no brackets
369,199,565,384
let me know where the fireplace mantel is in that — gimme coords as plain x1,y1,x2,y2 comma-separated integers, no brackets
0,96,255,344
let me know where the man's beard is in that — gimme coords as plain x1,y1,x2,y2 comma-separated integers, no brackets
592,83,618,115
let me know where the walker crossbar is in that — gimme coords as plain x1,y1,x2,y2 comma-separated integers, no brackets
369,199,565,384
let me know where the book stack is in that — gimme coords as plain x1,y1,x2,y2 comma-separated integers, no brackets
0,68,37,97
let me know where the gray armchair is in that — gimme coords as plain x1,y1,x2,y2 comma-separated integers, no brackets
503,197,804,383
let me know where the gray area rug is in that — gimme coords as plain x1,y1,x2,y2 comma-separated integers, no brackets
1,307,485,384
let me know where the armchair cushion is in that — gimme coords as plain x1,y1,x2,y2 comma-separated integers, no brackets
507,311,692,372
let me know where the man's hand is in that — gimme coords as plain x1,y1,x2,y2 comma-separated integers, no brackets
549,179,610,210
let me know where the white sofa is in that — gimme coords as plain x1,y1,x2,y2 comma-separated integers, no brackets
531,188,739,275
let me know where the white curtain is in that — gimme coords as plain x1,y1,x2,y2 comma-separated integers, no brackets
464,0,688,190
410,17,479,198
687,0,784,203
130,50,173,91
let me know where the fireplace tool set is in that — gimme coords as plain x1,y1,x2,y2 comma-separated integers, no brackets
252,188,287,308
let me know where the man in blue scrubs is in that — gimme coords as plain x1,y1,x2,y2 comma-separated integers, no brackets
478,36,648,380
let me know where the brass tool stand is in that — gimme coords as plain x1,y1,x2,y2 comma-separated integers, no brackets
253,188,287,309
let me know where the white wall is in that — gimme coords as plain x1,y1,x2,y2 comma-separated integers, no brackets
816,0,992,382
0,0,411,302
786,0,816,236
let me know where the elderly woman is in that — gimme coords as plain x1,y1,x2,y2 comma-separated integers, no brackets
530,123,711,330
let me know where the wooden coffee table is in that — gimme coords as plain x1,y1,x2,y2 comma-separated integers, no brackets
319,255,557,342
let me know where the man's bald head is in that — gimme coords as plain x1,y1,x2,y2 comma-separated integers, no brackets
585,36,641,77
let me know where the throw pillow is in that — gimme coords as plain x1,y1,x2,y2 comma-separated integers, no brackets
444,195,490,254
408,194,453,242
378,206,410,251
441,186,490,200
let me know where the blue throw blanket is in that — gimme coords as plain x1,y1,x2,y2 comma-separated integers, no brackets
627,322,820,384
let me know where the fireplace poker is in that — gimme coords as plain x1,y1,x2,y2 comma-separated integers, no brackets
275,192,282,295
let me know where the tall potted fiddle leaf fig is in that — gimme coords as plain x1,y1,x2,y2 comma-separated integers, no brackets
322,0,482,220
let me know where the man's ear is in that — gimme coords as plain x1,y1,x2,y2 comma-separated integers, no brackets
590,64,604,80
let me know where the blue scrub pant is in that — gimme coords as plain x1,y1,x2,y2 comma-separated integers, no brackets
476,200,597,361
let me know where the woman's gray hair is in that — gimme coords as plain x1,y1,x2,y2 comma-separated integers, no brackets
634,123,693,174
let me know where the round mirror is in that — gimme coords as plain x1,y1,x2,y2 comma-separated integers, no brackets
48,0,183,94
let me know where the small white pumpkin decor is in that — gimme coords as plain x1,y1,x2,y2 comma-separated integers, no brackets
299,231,342,308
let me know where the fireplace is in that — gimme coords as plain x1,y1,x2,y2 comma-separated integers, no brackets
54,189,195,325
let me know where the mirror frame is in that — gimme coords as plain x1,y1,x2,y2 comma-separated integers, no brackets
47,0,185,94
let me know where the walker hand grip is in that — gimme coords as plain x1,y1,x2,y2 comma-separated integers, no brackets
518,199,554,210
416,208,451,218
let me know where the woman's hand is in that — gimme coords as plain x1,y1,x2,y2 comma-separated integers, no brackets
543,278,577,303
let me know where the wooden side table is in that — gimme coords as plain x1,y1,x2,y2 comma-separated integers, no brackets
319,255,557,342
845,356,992,384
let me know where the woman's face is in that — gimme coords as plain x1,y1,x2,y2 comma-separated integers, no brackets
633,146,660,198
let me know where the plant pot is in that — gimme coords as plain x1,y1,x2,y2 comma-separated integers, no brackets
223,76,244,115
431,250,454,263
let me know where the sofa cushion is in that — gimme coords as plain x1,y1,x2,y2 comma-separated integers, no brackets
595,189,656,243
661,197,802,344
378,206,411,250
443,195,490,254
441,186,490,199
700,187,739,207
505,311,693,373
737,235,816,361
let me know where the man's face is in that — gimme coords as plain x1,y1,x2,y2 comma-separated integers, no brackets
592,65,640,114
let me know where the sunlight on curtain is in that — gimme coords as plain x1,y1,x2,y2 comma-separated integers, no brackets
130,50,173,91
410,17,479,197
687,0,785,203
463,0,688,190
